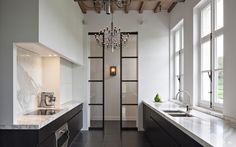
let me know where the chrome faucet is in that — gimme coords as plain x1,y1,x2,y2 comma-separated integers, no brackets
175,90,192,113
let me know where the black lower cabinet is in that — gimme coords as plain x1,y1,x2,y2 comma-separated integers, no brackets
143,104,202,147
0,103,83,147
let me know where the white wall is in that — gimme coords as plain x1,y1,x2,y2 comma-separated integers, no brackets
170,0,236,120
60,58,73,104
0,0,39,124
170,0,200,101
42,57,60,107
224,0,236,120
83,11,170,130
39,0,84,65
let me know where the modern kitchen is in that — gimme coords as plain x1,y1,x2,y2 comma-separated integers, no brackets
0,0,236,147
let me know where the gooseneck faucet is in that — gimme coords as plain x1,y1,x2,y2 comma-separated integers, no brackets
175,90,192,113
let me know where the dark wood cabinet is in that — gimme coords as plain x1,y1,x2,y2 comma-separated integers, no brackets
68,110,83,144
0,103,83,147
143,104,202,147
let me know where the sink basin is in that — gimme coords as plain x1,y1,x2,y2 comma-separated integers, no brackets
163,110,185,113
168,113,193,117
163,110,193,117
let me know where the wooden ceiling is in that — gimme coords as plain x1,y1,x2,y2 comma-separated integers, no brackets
74,0,184,14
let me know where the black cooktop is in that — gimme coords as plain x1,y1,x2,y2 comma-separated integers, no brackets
26,109,62,115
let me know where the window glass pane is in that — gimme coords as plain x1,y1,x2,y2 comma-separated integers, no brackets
201,4,212,37
215,35,224,69
175,30,180,52
215,70,223,103
201,41,211,71
175,76,180,94
175,54,179,75
215,0,224,30
180,52,184,75
201,72,211,101
180,75,184,91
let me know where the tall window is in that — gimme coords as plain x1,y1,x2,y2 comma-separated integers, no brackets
199,0,224,110
172,21,184,101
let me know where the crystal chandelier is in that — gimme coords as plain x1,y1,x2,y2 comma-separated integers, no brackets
94,14,129,52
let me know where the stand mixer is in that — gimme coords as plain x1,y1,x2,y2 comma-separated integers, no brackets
40,92,56,108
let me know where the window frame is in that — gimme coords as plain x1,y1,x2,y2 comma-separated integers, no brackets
171,20,184,102
198,0,224,111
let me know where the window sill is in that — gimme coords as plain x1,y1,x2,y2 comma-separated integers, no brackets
192,106,224,119
169,99,224,119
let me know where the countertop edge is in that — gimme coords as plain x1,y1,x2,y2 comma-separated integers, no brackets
0,101,83,130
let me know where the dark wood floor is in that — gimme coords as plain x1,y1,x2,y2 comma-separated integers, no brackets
70,121,152,147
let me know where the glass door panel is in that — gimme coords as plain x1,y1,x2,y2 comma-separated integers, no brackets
120,32,138,130
88,33,104,130
122,82,138,104
122,58,138,81
122,105,137,128
90,105,103,128
122,34,138,57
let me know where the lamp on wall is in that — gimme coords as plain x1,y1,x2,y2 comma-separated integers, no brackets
110,66,117,76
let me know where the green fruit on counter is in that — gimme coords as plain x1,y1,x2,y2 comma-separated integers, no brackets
154,93,161,102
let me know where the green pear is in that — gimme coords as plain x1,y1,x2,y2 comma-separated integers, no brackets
154,93,161,102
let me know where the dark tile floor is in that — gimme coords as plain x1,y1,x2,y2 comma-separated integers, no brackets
70,121,152,147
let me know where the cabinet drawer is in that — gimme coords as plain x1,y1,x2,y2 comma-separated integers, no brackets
68,110,83,144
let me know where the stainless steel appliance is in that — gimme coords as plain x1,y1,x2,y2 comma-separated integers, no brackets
40,92,56,108
55,123,70,147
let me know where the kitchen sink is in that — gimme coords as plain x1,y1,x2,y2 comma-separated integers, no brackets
163,110,193,117
163,110,185,113
168,113,193,117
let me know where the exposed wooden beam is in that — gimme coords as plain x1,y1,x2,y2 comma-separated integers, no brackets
111,1,114,14
153,1,161,13
124,5,129,13
93,0,101,14
74,0,87,14
139,1,145,14
167,2,177,13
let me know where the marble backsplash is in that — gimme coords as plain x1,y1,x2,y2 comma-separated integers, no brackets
17,48,42,114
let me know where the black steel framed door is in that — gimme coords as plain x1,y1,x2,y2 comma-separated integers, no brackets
120,32,138,130
88,32,105,130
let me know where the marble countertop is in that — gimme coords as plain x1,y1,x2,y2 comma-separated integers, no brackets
143,99,236,147
0,101,83,130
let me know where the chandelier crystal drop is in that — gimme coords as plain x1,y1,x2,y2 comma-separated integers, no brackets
94,14,129,52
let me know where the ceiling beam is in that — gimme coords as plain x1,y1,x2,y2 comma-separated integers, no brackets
93,0,101,14
124,5,129,13
167,2,177,13
74,0,87,14
111,1,114,14
139,1,145,14
153,1,161,13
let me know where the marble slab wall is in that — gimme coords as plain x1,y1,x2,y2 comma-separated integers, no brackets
17,48,42,114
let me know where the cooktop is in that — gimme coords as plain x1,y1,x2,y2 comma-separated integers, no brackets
25,109,62,115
